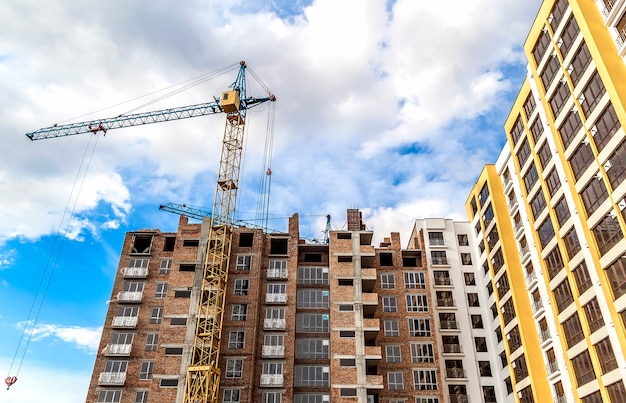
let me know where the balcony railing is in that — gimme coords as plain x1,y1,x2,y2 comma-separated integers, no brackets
443,344,462,354
98,372,126,386
267,268,288,280
540,328,551,343
264,318,286,330
123,267,148,278
525,271,537,287
117,291,143,303
532,299,544,314
601,0,617,17
450,395,470,403
440,320,459,330
437,298,455,307
104,344,132,356
266,293,287,304
431,257,448,265
519,245,530,259
429,239,446,246
514,220,524,234
546,359,559,375
434,277,452,286
554,395,567,403
617,28,626,48
112,316,138,328
260,374,284,387
508,199,518,212
262,345,285,357
446,368,467,379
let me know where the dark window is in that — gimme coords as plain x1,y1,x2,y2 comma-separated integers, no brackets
580,178,608,216
182,239,199,247
569,41,592,86
524,94,536,118
379,252,393,266
554,197,571,226
516,139,532,167
581,391,603,403
457,234,469,246
571,350,596,387
131,234,153,254
471,315,483,329
505,377,513,394
170,317,187,326
510,116,525,145
573,261,592,294
563,228,581,258
559,110,583,149
537,218,556,248
338,278,353,286
605,257,626,299
304,253,322,262
479,361,492,377
502,299,516,325
553,279,574,312
559,15,580,56
593,214,623,255
467,293,480,307
607,140,626,189
530,118,545,143
338,256,352,263
546,169,562,198
337,232,351,239
179,264,195,272
508,326,522,352
533,30,551,63
340,389,357,397
593,103,621,152
174,290,191,298
270,238,288,255
339,330,355,338
471,197,478,216
581,71,606,117
492,248,504,270
538,142,552,169
549,81,570,118
512,355,529,383
569,141,594,180
464,272,475,285
584,298,605,333
545,247,564,280
339,304,354,311
475,337,488,352
164,347,183,355
160,378,178,387
549,0,568,31
530,191,547,220
339,358,356,367
239,232,254,247
523,163,539,193
541,55,560,89
607,381,626,403
163,237,175,252
562,313,585,348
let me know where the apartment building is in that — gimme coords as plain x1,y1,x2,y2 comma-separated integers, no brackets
465,0,626,401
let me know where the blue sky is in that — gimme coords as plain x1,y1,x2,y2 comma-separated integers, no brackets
0,0,541,401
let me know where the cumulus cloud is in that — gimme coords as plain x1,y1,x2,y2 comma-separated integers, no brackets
0,249,16,269
17,322,102,353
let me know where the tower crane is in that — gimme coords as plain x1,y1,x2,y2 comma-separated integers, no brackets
25,61,275,403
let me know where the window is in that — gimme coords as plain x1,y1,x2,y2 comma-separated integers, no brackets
428,231,445,246
168,317,187,326
592,103,620,152
386,345,402,362
297,289,329,308
607,140,626,189
387,372,404,390
297,266,329,284
571,350,596,386
131,234,153,253
223,389,241,403
464,272,475,285
383,296,397,312
467,293,480,307
549,81,570,118
384,320,399,337
339,330,355,338
296,313,329,333
139,360,153,380
523,163,539,193
541,55,560,89
134,391,148,403
508,326,522,352
294,366,330,387
159,258,172,274
165,347,183,355
553,280,574,312
406,294,428,312
533,30,551,63
524,94,536,118
545,247,564,280
182,239,198,247
531,119,545,143
595,337,618,374
296,339,329,359
411,342,434,363
512,355,529,383
339,304,353,311
430,251,447,265
569,41,592,86
479,361,492,377
605,257,626,299
580,71,606,117
339,358,355,367
580,176,608,216
179,264,195,272
149,307,163,324
563,228,581,258
457,234,469,246
225,359,243,378
537,218,555,248
563,313,584,348
475,337,488,352
381,273,395,289
408,318,431,337
236,255,251,270
607,381,626,403
404,271,426,288
502,298,516,324
571,143,595,183
337,278,353,286
232,304,247,321
97,391,121,403
122,281,144,293
549,0,567,30
573,261,592,294
228,331,245,349
269,238,288,255
155,282,167,298
471,314,483,329
546,168,562,198
510,116,525,145
516,138,532,167
559,15,580,56
593,213,623,255
234,279,249,295
160,378,178,387
554,197,571,226
530,191,547,220
239,232,254,247
538,142,552,169
380,252,393,265
559,110,583,149
460,253,472,265
413,369,438,390
340,389,357,397
144,333,158,351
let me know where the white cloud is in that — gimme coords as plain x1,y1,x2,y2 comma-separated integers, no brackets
17,322,102,353
0,249,16,269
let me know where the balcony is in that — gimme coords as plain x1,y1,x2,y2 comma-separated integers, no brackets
540,328,551,344
267,268,288,280
431,257,449,265
618,28,626,48
266,293,287,304
440,320,459,330
111,316,138,328
117,291,143,303
104,344,132,356
446,368,467,379
264,318,286,330
98,372,126,386
366,374,384,388
434,276,452,286
554,395,567,403
437,298,455,307
601,0,617,17
519,245,530,261
531,299,544,314
450,395,470,403
508,199,518,213
443,344,462,354
262,345,285,358
260,374,284,387
546,359,559,375
123,267,148,278
429,239,446,247
525,271,537,287
514,220,524,235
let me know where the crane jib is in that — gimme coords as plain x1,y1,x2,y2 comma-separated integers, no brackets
24,96,273,141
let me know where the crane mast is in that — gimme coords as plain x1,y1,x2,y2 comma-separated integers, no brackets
23,61,275,403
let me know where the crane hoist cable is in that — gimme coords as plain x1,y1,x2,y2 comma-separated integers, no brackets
255,98,276,230
6,132,101,389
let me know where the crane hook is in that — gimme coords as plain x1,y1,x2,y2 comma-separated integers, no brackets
5,376,17,390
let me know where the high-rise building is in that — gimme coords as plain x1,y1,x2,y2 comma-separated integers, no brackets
466,0,626,402
87,211,508,403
